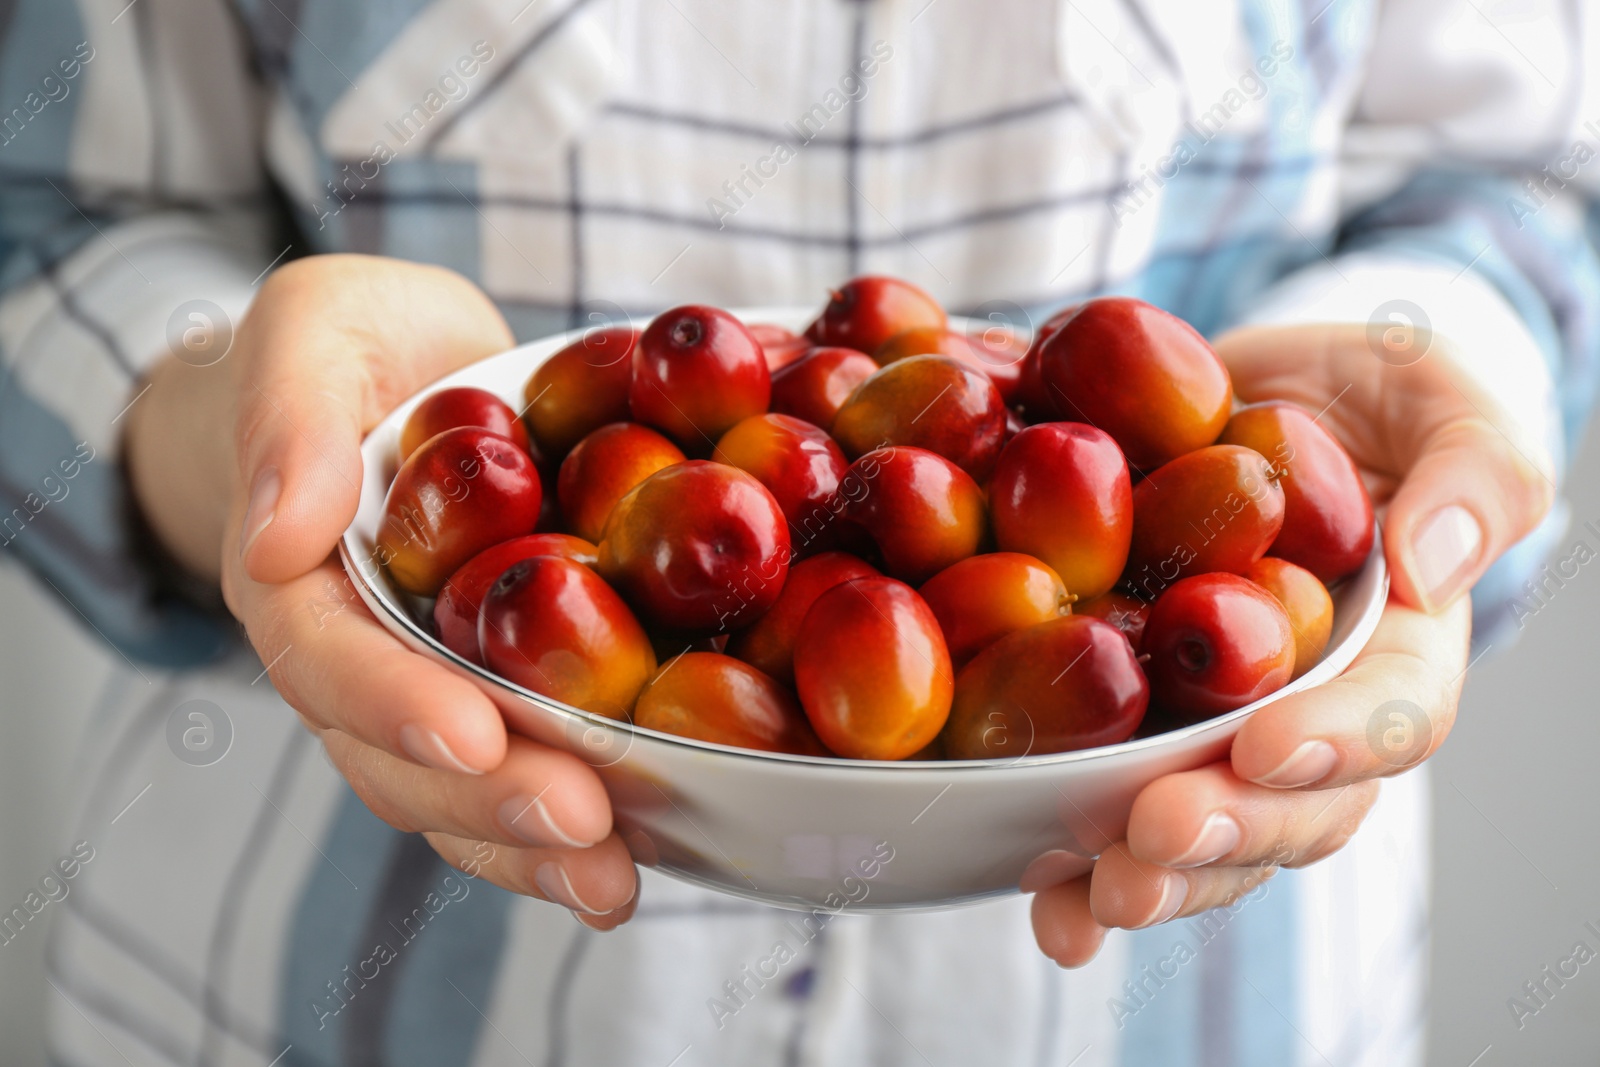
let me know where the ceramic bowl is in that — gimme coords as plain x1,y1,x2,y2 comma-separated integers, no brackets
340,309,1388,912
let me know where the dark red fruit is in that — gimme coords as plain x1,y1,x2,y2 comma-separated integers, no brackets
840,446,987,584
479,556,656,718
1124,444,1285,600
1038,297,1232,469
725,551,880,683
378,427,543,596
400,387,529,462
434,533,598,665
597,460,790,634
806,275,946,354
942,616,1148,759
989,422,1132,600
769,346,880,430
1219,401,1375,583
831,355,1008,480
523,326,639,459
630,305,770,449
711,414,848,540
1142,573,1295,718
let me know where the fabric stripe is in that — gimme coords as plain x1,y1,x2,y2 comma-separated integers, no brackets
1197,906,1236,1067
61,890,278,1055
45,963,192,1066
842,4,867,277
604,90,1081,151
197,729,313,1067
543,927,595,1067
567,144,584,327
279,789,416,1067
32,247,137,376
383,857,515,1067
1229,875,1301,1067
1116,922,1201,1067
343,833,444,1067
336,184,1127,247
419,0,600,151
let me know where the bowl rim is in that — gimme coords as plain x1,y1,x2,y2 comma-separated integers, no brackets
340,314,1390,773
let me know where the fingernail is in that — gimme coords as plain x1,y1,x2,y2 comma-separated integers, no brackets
1411,505,1482,611
398,724,486,775
1131,874,1187,928
1169,812,1241,868
535,862,605,914
499,793,587,848
575,881,637,929
1254,740,1338,788
240,466,281,562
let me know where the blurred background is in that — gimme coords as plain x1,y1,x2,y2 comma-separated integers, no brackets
3,425,1598,1065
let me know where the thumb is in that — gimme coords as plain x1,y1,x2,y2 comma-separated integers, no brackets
1381,354,1556,613
234,255,515,585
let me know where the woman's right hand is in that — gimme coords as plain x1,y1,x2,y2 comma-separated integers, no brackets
126,254,639,927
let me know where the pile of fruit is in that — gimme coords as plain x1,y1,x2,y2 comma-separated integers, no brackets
374,277,1374,762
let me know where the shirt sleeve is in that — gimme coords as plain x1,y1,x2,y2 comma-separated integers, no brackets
1233,0,1600,646
0,1,277,667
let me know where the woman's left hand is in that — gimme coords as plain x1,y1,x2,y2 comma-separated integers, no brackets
1030,322,1555,966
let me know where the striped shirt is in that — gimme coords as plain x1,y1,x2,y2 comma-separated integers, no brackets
2,1,1596,1064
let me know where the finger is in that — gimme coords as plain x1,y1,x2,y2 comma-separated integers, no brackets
1126,762,1378,870
1382,399,1554,613
321,730,611,849
1089,843,1279,930
425,831,639,926
1231,595,1470,790
1215,324,1555,613
235,255,514,583
1030,876,1106,968
221,555,508,774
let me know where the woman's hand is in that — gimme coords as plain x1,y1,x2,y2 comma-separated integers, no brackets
126,255,639,927
1031,322,1555,966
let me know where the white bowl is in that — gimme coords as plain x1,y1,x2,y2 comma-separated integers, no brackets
340,309,1388,912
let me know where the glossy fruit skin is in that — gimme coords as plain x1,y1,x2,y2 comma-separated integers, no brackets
434,533,598,665
479,556,657,718
990,423,1133,600
598,460,791,635
831,355,1008,480
399,387,529,462
1074,590,1150,652
747,323,811,372
942,615,1148,758
793,577,953,760
522,326,640,459
1038,297,1232,470
711,414,848,540
840,447,987,584
920,552,1071,667
1142,572,1295,718
806,275,946,355
726,552,880,683
1219,401,1375,583
1246,557,1333,680
630,305,771,450
557,422,686,543
1125,444,1286,601
769,346,880,429
1014,304,1079,421
633,652,830,755
379,428,543,596
875,326,1025,404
